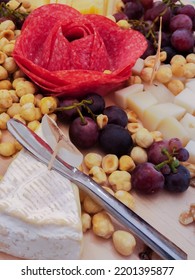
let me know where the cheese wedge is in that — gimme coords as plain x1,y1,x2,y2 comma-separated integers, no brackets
27,0,50,10
28,0,119,15
0,131,83,259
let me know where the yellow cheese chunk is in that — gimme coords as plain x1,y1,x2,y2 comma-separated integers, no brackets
127,91,158,120
144,81,174,103
180,113,195,141
114,84,144,109
185,140,195,164
49,0,119,15
157,117,190,146
174,88,195,114
185,79,195,91
142,103,186,131
132,58,144,75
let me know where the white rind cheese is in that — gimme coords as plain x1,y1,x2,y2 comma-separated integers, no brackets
0,147,83,259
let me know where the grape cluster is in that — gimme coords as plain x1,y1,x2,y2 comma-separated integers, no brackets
131,137,191,194
56,94,133,154
114,0,195,61
0,1,29,29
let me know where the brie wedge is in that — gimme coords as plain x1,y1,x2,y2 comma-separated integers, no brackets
0,128,83,259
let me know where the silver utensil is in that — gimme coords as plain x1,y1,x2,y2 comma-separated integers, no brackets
7,118,187,260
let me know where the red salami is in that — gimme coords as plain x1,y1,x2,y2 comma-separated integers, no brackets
13,4,147,98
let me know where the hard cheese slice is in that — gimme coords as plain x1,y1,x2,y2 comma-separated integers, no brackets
28,0,118,15
0,148,83,259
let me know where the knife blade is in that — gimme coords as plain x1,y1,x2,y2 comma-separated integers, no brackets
7,118,187,260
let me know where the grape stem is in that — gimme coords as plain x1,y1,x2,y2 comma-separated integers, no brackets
127,0,184,50
155,148,179,173
0,2,29,21
55,99,97,124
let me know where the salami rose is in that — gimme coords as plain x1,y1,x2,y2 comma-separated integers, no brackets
13,4,147,98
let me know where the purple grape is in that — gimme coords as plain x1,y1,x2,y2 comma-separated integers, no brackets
171,29,194,52
176,4,195,20
140,0,153,10
160,164,171,175
141,40,156,59
154,31,171,48
99,124,133,157
69,117,99,149
162,46,177,63
168,138,183,152
144,8,153,21
176,148,189,162
123,1,144,20
103,105,128,127
193,17,195,31
169,14,193,32
113,12,128,22
0,0,10,4
164,165,190,192
131,162,165,194
122,0,133,3
83,93,105,115
57,98,80,121
147,140,169,165
144,2,171,27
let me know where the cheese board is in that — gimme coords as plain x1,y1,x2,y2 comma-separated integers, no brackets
0,94,195,260
0,0,195,260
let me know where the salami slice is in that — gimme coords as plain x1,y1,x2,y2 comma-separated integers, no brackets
13,4,147,98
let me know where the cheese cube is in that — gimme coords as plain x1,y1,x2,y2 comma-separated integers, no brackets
157,117,190,146
132,58,144,75
142,103,186,131
127,90,158,120
114,84,144,109
185,140,195,164
174,88,195,114
180,113,195,141
144,81,174,103
185,79,195,92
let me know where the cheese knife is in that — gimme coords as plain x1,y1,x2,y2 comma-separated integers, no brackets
7,118,187,260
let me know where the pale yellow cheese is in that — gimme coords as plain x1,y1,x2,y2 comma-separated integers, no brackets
185,79,195,92
114,84,144,109
180,113,195,141
144,81,174,103
28,0,50,10
185,140,195,164
157,117,190,146
51,0,105,14
127,90,158,120
174,88,195,114
132,58,145,75
29,0,119,15
142,103,186,131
